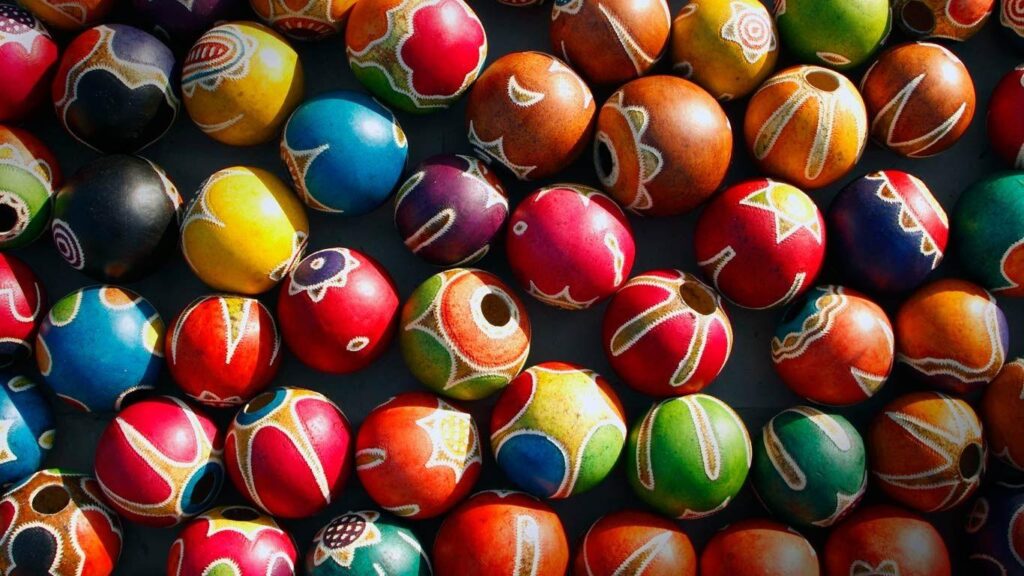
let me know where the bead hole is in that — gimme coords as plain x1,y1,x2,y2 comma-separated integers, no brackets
901,1,936,33
222,507,260,521
596,139,615,180
806,70,840,92
32,485,70,515
481,292,512,326
190,470,217,504
959,443,983,479
0,204,19,235
781,294,810,323
679,282,716,316
245,392,274,413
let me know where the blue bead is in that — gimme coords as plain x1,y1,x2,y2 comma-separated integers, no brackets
495,432,566,498
0,373,54,486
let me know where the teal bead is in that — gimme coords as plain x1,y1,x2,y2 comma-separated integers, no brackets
953,171,1024,297
775,0,892,69
305,511,431,575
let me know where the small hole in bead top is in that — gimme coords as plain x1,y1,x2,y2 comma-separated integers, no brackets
245,392,275,413
596,140,615,180
190,470,218,504
959,442,984,479
901,1,936,34
0,203,20,235
32,485,71,515
481,292,513,326
222,506,260,522
781,293,810,324
679,281,716,316
805,70,840,92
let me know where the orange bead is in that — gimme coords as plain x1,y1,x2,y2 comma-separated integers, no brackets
981,359,1024,471
573,510,696,576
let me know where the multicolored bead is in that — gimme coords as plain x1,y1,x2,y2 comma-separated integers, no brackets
574,510,696,576
981,359,1024,471
1002,0,1024,48
989,67,1024,170
252,0,355,40
893,0,995,40
774,0,891,70
825,504,951,576
0,373,53,486
307,511,431,576
19,0,112,31
953,172,1024,295
0,5,58,121
0,253,45,367
965,488,1024,574
700,519,820,576
131,0,238,42
168,506,297,576
0,125,60,250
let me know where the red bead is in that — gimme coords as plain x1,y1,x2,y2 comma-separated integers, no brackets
0,253,45,367
167,506,298,576
700,519,819,576
824,504,951,576
988,65,1024,170
573,510,696,576
0,5,58,121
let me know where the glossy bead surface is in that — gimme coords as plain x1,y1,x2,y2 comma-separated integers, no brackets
894,0,994,40
775,0,891,69
226,387,352,519
695,179,825,310
355,393,481,519
52,155,182,282
0,5,58,121
182,22,304,146
181,166,309,295
281,91,408,215
94,396,224,527
1003,0,1024,48
394,154,507,266
989,67,1024,170
252,0,355,39
0,125,61,249
278,248,399,374
168,506,298,576
594,75,732,215
868,391,985,513
507,184,634,310
981,359,1024,471
0,254,45,366
345,0,486,113
573,510,696,576
36,286,164,412
965,489,1024,575
861,42,975,158
602,269,732,397
307,511,431,575
167,296,281,407
825,504,951,576
132,0,238,41
626,394,751,519
700,519,820,576
20,0,112,30
0,374,53,486
466,51,595,181
953,172,1024,295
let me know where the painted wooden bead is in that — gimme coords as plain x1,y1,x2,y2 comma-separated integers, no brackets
400,268,529,400
1003,0,1024,48
861,42,975,158
668,0,778,101
168,505,298,576
491,362,626,499
825,504,951,576
894,0,994,40
252,0,355,40
52,155,182,282
132,0,238,41
981,359,1024,471
53,25,178,153
181,166,309,295
965,489,1024,574
743,65,867,189
701,519,819,576
226,387,352,519
0,5,58,122
433,490,569,576
466,51,595,181
594,75,732,216
36,286,164,412
20,0,112,31
626,394,751,519
94,396,224,527
896,279,1008,394
602,270,732,397
989,67,1024,170
0,254,44,367
771,285,894,406
828,170,948,294
167,296,281,407
774,0,891,70
573,510,696,576
953,172,1024,295
549,0,670,86
355,392,481,519
507,184,634,310
182,22,304,146
868,391,984,513
0,374,53,486
394,154,507,266
281,91,408,215
694,179,825,310
278,248,399,374
307,510,431,575
345,0,486,113
0,125,60,249
0,469,122,576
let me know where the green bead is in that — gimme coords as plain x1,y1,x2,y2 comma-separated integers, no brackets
0,163,52,249
751,406,867,528
306,511,432,575
953,171,1024,297
775,0,891,69
626,394,752,519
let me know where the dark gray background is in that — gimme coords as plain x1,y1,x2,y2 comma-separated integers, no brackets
9,0,1024,573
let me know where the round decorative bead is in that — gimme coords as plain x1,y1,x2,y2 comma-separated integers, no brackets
36,286,164,412
602,269,732,397
774,0,891,69
490,362,626,499
1003,0,1024,48
0,125,61,250
594,75,732,216
278,248,399,374
751,406,867,528
989,67,1024,170
226,387,352,519
345,0,486,113
355,392,481,519
182,22,304,146
868,391,985,513
0,469,122,576
168,506,298,576
433,491,569,575
307,511,431,575
167,296,281,407
965,489,1024,574
743,65,867,189
132,0,238,41
981,359,1024,471
861,42,976,158
668,0,778,101
694,179,825,310
825,504,951,576
252,0,355,40
0,374,53,485
94,396,224,527
466,51,595,181
893,0,995,40
19,0,112,31
0,254,45,367
573,510,697,576
895,279,1008,393
51,155,182,282
0,5,58,122
701,519,819,576
400,268,529,400
626,394,751,519
771,285,894,406
507,184,635,310
52,25,178,153
953,172,1024,295
281,91,408,215
181,166,309,295
394,154,507,266
549,0,671,86
828,170,948,294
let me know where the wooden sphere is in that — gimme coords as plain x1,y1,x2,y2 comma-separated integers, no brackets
775,0,891,69
0,125,60,250
953,171,1024,296
19,0,111,30
307,511,431,575
988,68,1024,170
168,506,298,576
0,253,45,367
252,0,355,39
824,504,951,576
0,5,58,121
1003,0,1024,49
980,359,1024,471
132,0,238,41
701,519,820,576
573,510,697,576
0,373,54,486
894,0,995,40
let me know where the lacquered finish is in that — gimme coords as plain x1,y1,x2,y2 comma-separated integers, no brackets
0,254,45,366
252,0,356,39
0,125,60,249
953,172,1024,295
700,519,820,576
20,0,112,30
989,67,1024,169
573,510,697,576
825,504,951,576
774,0,891,70
1003,0,1024,48
980,359,1024,470
307,511,431,575
168,506,298,576
0,5,58,121
894,0,994,40
132,0,238,41
965,488,1024,575
0,373,53,486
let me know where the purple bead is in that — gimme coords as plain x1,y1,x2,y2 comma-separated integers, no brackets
132,0,240,42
